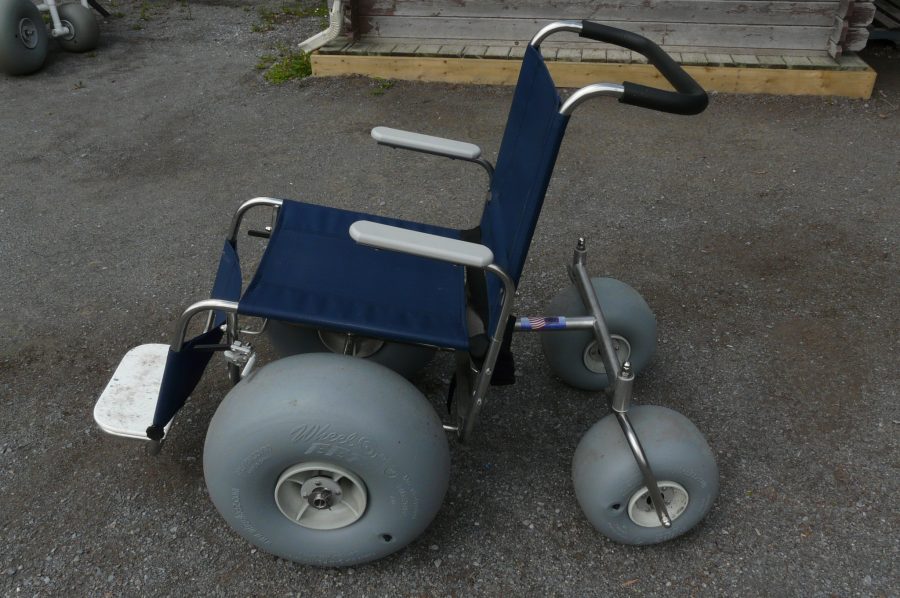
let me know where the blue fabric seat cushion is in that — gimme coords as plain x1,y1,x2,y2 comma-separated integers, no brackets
238,199,470,350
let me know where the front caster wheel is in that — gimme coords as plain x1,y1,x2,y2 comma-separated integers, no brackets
0,0,49,75
572,405,718,545
541,277,656,390
266,319,435,379
203,353,450,566
56,2,99,52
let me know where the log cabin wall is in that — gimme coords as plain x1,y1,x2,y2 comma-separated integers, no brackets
349,0,876,57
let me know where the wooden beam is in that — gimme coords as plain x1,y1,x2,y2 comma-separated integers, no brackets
359,0,843,27
311,54,877,99
357,17,836,52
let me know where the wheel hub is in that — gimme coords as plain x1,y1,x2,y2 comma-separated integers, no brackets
18,18,38,49
319,330,385,358
60,19,76,41
583,335,631,375
302,476,341,509
627,481,689,528
275,462,368,530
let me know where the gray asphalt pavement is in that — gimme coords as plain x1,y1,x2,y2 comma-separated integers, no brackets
1,1,898,596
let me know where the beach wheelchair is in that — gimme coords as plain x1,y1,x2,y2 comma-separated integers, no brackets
0,0,106,75
94,21,719,566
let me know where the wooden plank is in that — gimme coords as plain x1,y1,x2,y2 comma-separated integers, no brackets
437,45,465,57
557,48,582,62
581,48,608,62
849,1,877,25
606,49,633,63
485,46,512,59
358,17,836,51
783,55,814,67
731,53,762,65
806,54,840,66
680,52,710,65
311,54,877,98
392,43,421,56
758,54,788,66
706,53,736,65
416,44,444,57
843,27,870,49
347,36,838,56
359,0,842,27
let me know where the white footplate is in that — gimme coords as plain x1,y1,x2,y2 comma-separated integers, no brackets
94,344,171,440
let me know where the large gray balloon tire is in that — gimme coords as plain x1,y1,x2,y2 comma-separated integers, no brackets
56,2,99,52
541,277,656,390
572,405,718,545
266,319,435,379
0,0,49,75
203,353,451,566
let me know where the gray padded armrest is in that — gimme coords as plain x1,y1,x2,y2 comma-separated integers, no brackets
371,126,482,161
349,220,494,268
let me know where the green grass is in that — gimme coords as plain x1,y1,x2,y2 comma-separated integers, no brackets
263,51,312,84
370,78,395,96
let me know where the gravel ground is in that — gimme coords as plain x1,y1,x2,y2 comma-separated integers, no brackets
1,2,898,596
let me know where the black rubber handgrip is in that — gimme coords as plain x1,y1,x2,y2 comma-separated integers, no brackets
579,21,708,115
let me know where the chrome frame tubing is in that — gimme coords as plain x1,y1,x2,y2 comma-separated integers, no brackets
530,21,582,48
515,238,672,527
171,299,239,351
568,238,672,527
530,21,626,115
227,196,283,244
459,263,517,443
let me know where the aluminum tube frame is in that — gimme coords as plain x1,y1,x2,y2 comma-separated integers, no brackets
615,410,673,528
171,299,239,351
559,84,625,116
227,197,283,245
571,250,624,403
460,263,516,442
513,315,596,331
530,21,582,48
567,240,672,528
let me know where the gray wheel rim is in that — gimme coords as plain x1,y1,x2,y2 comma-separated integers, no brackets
582,334,631,374
274,462,368,530
627,481,690,528
18,17,38,49
60,19,75,41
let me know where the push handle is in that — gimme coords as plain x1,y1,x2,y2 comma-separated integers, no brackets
579,21,707,115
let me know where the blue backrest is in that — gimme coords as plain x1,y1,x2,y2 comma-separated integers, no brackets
479,45,570,329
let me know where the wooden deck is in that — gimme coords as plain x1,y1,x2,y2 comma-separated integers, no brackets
347,0,877,57
313,39,877,99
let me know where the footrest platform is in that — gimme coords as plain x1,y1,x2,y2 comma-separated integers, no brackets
94,344,170,440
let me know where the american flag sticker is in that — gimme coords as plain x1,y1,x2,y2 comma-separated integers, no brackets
519,316,567,330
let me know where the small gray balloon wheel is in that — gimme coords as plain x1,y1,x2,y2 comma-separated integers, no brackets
541,277,656,390
572,405,718,545
203,353,450,566
266,319,435,379
56,2,98,52
0,0,48,75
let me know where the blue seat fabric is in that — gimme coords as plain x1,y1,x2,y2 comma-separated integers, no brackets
238,200,470,350
480,45,570,332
